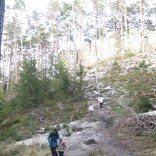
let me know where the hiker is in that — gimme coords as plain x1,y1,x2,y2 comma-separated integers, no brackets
58,135,67,156
97,95,106,108
48,128,60,156
88,103,94,116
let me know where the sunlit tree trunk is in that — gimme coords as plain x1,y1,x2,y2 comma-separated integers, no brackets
120,0,125,54
124,0,128,49
72,0,77,77
140,0,145,57
13,17,18,84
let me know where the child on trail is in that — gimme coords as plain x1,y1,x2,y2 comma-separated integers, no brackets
48,128,60,156
58,135,67,156
88,103,94,116
97,95,106,108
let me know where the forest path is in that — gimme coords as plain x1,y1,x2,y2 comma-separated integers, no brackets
81,98,144,156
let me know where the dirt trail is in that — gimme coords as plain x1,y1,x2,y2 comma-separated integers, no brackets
87,99,144,156
15,98,145,156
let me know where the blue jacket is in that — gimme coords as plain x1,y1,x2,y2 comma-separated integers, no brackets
48,132,60,147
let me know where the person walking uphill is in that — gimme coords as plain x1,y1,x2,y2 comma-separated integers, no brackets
48,128,60,156
88,103,94,116
97,95,106,108
58,135,67,156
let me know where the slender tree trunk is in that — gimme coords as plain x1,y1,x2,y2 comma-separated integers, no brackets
124,0,128,49
140,0,145,57
72,0,76,77
120,0,125,54
20,29,23,62
37,30,41,69
14,23,18,84
50,17,54,77
66,24,70,69
1,39,5,91
7,50,13,90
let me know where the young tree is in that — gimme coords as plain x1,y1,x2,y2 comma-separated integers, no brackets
15,59,42,109
52,60,71,99
75,64,87,98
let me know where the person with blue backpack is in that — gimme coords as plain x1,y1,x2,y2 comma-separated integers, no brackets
48,128,60,156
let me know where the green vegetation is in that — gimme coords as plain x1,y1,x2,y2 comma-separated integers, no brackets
124,49,135,58
111,105,124,112
0,59,88,143
101,59,156,114
86,149,110,156
112,61,121,70
138,60,148,69
134,96,153,113
0,144,48,156
14,59,43,109
152,130,156,142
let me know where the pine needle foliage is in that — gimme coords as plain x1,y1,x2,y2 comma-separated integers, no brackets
15,59,43,109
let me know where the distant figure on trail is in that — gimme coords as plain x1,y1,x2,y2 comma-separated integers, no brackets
97,95,106,108
88,103,94,116
48,128,60,156
58,135,67,156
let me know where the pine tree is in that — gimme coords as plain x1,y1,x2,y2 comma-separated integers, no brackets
15,59,42,109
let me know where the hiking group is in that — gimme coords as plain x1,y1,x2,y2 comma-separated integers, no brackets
88,95,106,117
48,95,106,156
48,128,67,156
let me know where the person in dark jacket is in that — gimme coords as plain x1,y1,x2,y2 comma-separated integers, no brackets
48,128,60,156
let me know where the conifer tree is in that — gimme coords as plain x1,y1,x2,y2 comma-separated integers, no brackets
15,59,42,109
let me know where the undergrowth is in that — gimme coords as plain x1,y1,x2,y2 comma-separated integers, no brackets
101,60,156,113
0,99,88,143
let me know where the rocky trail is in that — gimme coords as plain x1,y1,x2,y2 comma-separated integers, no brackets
15,98,144,156
79,99,144,156
59,98,144,156
15,51,156,156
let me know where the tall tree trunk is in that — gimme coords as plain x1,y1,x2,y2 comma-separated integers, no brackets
120,0,125,54
140,0,145,57
67,24,70,69
72,0,76,77
1,39,5,91
20,29,23,62
14,22,18,84
124,0,128,49
7,50,13,90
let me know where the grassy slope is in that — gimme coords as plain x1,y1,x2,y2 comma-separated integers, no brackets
1,52,156,156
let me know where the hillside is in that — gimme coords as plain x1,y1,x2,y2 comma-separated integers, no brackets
1,50,156,156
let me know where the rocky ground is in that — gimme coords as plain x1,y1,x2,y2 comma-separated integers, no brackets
15,97,147,156
15,51,156,156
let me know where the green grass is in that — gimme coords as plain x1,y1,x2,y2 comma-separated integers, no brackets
111,105,124,112
0,98,88,143
101,61,156,114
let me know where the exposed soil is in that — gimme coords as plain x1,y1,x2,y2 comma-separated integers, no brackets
64,98,146,156
15,97,156,156
14,86,156,156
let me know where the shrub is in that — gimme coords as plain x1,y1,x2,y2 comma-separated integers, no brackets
136,96,153,113
112,61,120,70
138,60,148,69
150,67,156,71
124,49,134,58
71,124,77,131
44,125,54,132
152,130,156,142
0,127,21,141
65,126,71,136
61,123,69,129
